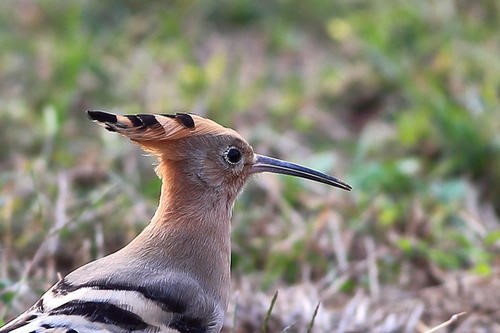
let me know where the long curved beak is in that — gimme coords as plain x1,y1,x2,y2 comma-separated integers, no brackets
251,154,352,191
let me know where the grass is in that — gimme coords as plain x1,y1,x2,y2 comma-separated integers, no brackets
1,1,499,331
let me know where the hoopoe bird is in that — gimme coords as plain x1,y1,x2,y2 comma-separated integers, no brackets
1,111,351,333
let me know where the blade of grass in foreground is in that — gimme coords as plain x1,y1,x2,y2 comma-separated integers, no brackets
261,290,278,333
306,302,320,333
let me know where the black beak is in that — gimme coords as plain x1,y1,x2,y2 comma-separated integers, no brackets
251,154,352,191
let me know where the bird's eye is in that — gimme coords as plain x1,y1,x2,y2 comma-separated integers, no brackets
224,147,242,165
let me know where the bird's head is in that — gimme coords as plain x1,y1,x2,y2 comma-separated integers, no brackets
87,111,351,203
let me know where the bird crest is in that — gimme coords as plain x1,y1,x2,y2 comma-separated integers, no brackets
87,110,242,157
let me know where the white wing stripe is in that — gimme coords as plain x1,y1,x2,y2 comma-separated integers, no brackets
43,288,173,329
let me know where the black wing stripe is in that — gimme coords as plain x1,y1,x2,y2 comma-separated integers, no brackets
0,318,31,332
169,316,206,333
52,279,186,313
49,301,148,331
0,313,39,333
34,298,45,312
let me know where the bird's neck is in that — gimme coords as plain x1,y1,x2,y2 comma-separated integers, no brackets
125,163,233,309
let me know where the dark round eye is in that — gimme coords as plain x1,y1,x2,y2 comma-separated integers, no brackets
224,147,242,164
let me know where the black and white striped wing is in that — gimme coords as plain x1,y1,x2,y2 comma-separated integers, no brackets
0,308,115,332
0,278,220,333
0,298,153,333
1,299,197,333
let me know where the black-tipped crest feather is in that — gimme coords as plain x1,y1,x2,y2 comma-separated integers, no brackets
125,115,143,127
87,110,117,124
176,113,195,128
137,114,160,127
88,110,191,131
162,113,195,129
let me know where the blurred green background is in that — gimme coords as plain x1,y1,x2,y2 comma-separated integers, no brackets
0,1,499,331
